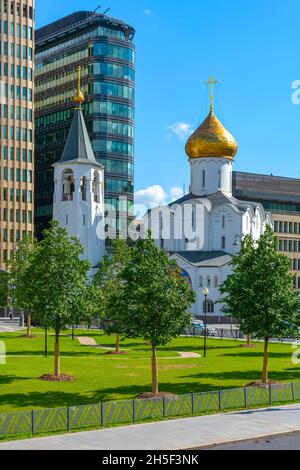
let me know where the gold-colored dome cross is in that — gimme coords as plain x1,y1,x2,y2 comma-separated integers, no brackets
205,76,218,111
74,65,85,107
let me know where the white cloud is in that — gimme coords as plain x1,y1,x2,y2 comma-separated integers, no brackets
134,185,184,218
170,187,184,201
166,122,194,141
135,185,168,208
143,9,152,15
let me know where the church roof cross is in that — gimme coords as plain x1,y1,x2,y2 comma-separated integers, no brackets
205,76,218,112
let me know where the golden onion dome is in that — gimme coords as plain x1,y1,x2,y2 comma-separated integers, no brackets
185,109,238,159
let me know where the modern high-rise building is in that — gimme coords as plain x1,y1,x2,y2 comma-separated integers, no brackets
35,11,135,245
233,171,300,290
0,0,35,269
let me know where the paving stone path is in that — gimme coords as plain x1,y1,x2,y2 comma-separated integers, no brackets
76,337,200,358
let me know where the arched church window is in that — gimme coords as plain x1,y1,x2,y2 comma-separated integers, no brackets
221,236,226,249
66,214,69,225
207,276,211,288
214,276,218,287
218,170,221,189
62,169,74,201
222,215,225,229
199,276,203,287
202,170,206,188
93,171,100,203
81,177,87,201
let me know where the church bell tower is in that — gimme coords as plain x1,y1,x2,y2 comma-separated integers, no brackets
52,66,105,271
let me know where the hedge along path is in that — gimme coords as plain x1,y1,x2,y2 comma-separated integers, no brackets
76,336,201,359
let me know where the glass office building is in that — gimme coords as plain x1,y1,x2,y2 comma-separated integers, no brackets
0,0,35,269
35,11,135,243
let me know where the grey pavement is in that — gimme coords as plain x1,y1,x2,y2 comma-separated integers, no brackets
1,404,300,450
0,321,23,333
209,432,300,450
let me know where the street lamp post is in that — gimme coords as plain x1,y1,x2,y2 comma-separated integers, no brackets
203,287,209,357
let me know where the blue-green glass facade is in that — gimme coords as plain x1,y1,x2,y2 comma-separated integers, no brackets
35,11,135,241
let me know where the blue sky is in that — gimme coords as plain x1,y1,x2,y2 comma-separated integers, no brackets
36,0,300,208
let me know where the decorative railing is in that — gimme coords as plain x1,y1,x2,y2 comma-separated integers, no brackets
0,382,300,440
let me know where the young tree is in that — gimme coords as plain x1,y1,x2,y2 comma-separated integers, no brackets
30,221,93,379
0,270,8,308
94,239,132,353
220,225,300,384
119,235,195,395
8,237,36,337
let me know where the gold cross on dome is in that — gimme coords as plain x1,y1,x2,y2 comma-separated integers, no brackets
205,76,218,111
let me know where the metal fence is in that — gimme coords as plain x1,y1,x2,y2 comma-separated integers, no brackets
1,381,300,440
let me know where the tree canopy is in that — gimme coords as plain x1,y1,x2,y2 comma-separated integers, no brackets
220,225,300,383
118,235,195,394
94,238,132,353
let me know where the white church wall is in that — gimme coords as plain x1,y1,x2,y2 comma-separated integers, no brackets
211,205,242,254
190,158,233,196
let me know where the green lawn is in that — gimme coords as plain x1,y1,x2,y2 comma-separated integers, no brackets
0,328,299,414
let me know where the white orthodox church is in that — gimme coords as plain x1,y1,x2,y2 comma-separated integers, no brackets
52,72,272,319
52,70,105,276
143,85,272,319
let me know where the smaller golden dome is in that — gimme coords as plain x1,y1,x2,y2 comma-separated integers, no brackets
185,110,238,159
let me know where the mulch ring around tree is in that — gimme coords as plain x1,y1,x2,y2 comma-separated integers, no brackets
39,374,74,383
245,380,281,388
137,392,177,400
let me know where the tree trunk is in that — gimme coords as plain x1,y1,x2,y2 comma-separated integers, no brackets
247,334,252,346
72,325,75,341
152,344,158,395
26,313,31,337
54,329,60,377
262,336,269,384
44,327,48,358
115,334,120,353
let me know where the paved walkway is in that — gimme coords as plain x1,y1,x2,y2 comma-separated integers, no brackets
0,322,23,333
77,337,200,359
1,403,300,450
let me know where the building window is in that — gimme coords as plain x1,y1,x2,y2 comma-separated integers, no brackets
204,300,214,313
202,170,206,188
66,214,69,226
199,276,203,288
214,276,219,288
83,214,86,226
221,237,226,250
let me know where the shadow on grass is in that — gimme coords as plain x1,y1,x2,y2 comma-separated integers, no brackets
221,351,293,359
2,370,300,412
0,375,32,385
181,368,300,383
5,350,107,357
0,382,218,410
